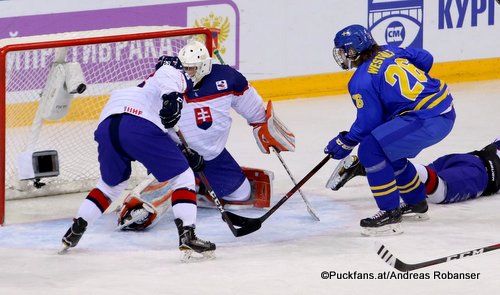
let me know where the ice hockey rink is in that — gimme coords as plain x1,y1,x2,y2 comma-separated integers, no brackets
1,79,499,295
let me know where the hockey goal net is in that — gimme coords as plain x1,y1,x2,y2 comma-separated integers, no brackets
0,26,217,224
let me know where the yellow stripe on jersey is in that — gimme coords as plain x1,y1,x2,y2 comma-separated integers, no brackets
414,82,446,111
427,88,450,109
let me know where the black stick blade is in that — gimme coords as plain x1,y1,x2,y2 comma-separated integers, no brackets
223,211,262,237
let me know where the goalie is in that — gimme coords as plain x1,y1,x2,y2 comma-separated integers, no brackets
118,40,295,231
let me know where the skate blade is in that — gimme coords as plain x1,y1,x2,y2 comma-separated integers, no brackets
180,249,216,263
325,156,356,190
58,243,70,255
361,223,403,237
403,212,429,221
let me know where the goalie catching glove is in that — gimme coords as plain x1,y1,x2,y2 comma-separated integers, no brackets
253,100,295,154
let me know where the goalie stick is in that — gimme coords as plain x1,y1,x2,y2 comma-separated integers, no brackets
271,147,320,221
222,155,330,236
254,155,330,224
376,242,500,272
210,44,320,222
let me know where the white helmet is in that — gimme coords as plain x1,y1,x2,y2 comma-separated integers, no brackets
178,40,212,84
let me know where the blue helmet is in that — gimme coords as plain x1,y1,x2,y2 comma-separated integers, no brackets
334,24,375,54
333,24,376,70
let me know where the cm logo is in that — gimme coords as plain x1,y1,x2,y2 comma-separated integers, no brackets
386,21,405,45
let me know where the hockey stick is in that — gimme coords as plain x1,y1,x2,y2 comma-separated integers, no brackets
376,242,500,272
210,48,325,224
213,155,330,236
173,126,262,237
255,155,330,224
271,147,320,221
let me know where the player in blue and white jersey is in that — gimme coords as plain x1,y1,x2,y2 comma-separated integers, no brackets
117,41,295,231
324,24,456,236
175,40,294,208
61,56,216,260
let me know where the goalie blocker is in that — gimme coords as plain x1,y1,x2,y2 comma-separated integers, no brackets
253,100,295,154
117,167,274,230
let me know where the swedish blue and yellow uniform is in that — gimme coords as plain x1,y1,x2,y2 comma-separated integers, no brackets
345,45,456,211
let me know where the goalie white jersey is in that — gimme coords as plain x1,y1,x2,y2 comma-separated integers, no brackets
99,64,190,131
173,64,266,160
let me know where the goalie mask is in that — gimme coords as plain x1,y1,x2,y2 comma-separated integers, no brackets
178,40,212,84
333,24,375,70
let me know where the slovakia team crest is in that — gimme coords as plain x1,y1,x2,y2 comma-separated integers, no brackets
216,80,228,90
194,107,213,130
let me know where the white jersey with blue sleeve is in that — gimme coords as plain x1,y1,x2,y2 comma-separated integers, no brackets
99,65,189,132
174,64,266,160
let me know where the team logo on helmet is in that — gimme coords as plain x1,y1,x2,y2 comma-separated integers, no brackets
194,107,213,130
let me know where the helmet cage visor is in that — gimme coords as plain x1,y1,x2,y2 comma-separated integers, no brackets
332,46,359,70
333,47,350,70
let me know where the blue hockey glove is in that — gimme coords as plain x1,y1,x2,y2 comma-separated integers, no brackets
159,92,183,128
324,131,357,160
181,147,205,172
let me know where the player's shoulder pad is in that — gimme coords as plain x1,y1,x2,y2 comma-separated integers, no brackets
211,64,248,92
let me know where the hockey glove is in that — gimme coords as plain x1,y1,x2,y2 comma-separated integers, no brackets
118,196,158,231
155,55,183,71
181,147,205,172
253,100,295,154
324,131,357,160
159,92,183,128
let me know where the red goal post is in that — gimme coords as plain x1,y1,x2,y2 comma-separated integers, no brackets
0,26,218,225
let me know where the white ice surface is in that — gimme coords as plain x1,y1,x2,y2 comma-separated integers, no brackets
1,80,500,295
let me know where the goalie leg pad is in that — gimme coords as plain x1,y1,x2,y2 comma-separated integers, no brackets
196,167,273,209
253,100,295,154
242,167,274,208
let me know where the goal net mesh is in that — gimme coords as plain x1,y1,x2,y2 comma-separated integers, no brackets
2,26,213,201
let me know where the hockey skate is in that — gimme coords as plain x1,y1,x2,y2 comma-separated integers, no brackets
470,139,500,196
399,199,429,221
175,218,216,263
59,217,88,254
326,155,366,190
360,208,403,236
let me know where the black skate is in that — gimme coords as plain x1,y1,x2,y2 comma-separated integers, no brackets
326,155,366,190
470,140,500,196
360,208,402,236
59,217,88,254
400,199,429,221
175,218,216,262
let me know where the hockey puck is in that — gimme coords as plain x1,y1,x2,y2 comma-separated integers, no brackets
76,83,87,94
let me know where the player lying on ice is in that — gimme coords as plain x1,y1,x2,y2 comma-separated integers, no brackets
327,137,500,213
116,40,295,232
324,24,456,237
